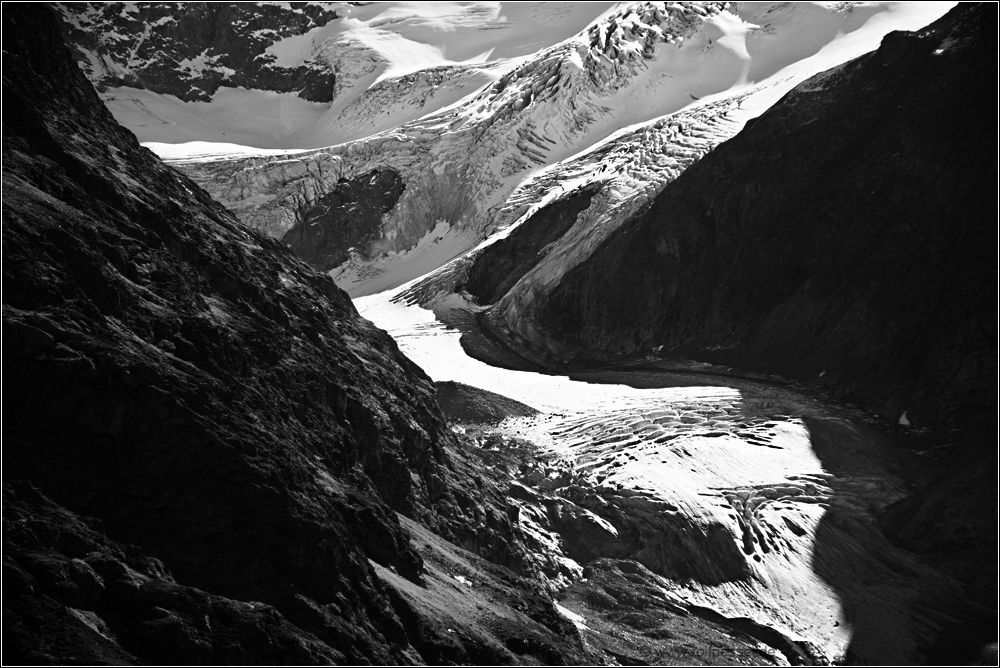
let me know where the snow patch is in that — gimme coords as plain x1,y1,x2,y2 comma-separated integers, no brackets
555,603,589,630
262,18,345,66
333,221,479,298
106,87,329,149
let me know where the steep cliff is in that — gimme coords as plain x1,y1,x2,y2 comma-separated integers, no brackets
1,6,585,664
282,169,405,273
463,184,602,306
537,3,996,430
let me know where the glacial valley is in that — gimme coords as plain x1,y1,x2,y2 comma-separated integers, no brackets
4,2,995,665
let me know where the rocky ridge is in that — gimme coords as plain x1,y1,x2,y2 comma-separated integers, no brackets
55,2,343,102
55,3,616,150
2,6,596,664
281,169,405,273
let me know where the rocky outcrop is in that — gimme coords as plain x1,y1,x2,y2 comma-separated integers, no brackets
464,185,601,305
55,2,341,102
434,381,538,425
282,169,405,272
537,3,996,429
1,6,587,664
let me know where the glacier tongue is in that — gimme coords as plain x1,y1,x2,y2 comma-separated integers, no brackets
356,274,971,664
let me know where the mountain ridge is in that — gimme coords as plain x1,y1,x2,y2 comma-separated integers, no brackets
2,5,599,663
530,2,995,429
161,2,954,301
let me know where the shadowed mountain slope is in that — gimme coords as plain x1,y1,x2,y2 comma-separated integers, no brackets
520,10,997,647
537,3,996,430
2,5,588,664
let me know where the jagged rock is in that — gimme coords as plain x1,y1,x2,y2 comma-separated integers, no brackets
55,2,341,102
519,469,546,487
559,486,752,586
537,471,572,492
543,498,628,563
508,481,543,503
3,5,444,661
557,558,790,665
464,184,601,305
3,482,341,665
282,169,405,272
1,6,590,663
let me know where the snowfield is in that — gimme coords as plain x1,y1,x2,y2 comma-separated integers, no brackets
160,1,954,304
105,2,616,148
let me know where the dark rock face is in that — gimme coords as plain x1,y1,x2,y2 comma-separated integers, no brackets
3,4,439,661
2,6,589,664
879,449,998,607
3,482,341,665
282,170,405,272
878,446,999,663
538,3,996,430
55,2,340,102
464,185,601,305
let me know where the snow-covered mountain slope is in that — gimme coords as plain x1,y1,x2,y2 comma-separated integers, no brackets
59,2,616,148
168,1,955,298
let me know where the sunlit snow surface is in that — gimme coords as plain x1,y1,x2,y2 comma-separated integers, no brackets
135,1,953,154
357,264,957,663
358,284,738,413
152,1,955,303
110,2,616,148
356,278,852,657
